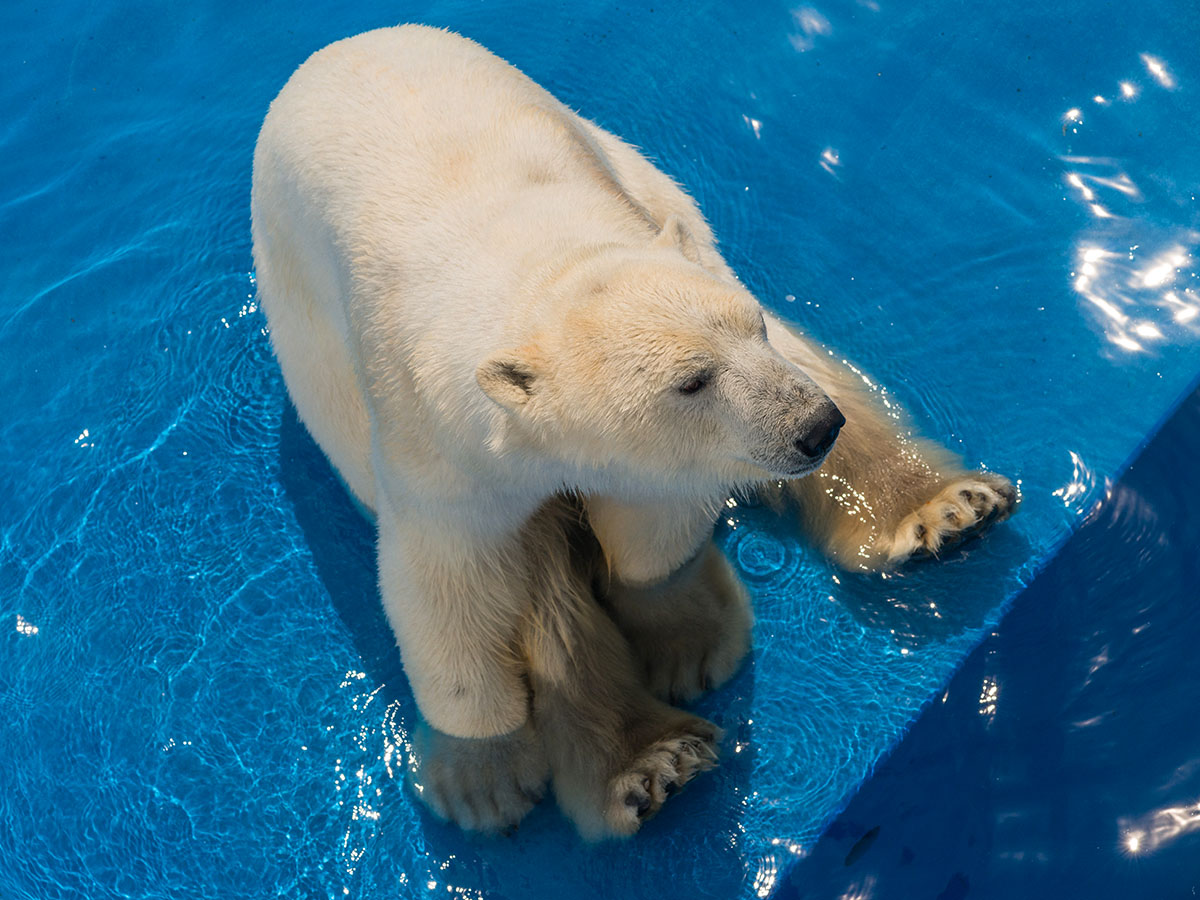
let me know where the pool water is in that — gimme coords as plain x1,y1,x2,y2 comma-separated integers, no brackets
2,1,1198,898
781,383,1200,899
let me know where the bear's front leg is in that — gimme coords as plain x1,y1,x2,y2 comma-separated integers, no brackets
783,402,1017,569
523,500,720,839
587,494,753,701
765,314,1017,569
410,719,548,833
868,471,1017,564
375,493,549,831
603,540,754,703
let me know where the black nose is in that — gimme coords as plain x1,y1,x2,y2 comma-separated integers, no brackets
796,405,845,458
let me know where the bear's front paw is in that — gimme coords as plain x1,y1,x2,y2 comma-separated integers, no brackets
411,719,549,833
607,541,753,702
633,593,751,704
880,471,1018,564
602,715,720,837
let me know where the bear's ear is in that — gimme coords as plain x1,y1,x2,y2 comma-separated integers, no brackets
651,214,702,265
476,349,541,411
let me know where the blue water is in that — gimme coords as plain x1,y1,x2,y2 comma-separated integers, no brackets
781,384,1200,899
2,1,1198,898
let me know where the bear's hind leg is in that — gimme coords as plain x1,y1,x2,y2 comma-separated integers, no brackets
764,314,1017,570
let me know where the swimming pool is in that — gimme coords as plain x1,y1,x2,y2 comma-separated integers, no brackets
3,1,1198,897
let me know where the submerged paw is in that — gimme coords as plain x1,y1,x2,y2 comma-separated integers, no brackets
641,611,751,705
412,721,549,833
885,472,1017,563
603,722,720,837
612,544,753,704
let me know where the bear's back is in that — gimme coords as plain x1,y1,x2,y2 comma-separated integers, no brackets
256,26,645,281
251,26,667,502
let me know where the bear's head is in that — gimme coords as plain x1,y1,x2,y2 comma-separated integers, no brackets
476,227,843,494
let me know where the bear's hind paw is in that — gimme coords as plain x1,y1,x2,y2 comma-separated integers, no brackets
881,472,1017,564
602,721,720,836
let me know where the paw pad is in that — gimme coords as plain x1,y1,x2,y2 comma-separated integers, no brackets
625,787,653,819
881,472,1017,565
605,724,720,835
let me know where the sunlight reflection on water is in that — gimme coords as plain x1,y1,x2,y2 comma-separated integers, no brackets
1060,51,1200,355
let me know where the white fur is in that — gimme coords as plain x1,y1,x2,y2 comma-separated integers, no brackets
252,26,833,738
251,25,1015,743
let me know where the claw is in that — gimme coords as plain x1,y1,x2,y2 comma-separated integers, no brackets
624,788,653,819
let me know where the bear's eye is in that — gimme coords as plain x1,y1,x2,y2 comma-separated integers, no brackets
678,375,708,395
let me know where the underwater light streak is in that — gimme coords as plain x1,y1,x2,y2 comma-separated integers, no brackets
1053,450,1098,510
789,6,832,51
770,837,805,856
1067,173,1094,201
1091,174,1141,198
1064,169,1140,219
978,675,998,718
820,146,841,175
753,854,778,898
1141,262,1175,288
1119,797,1200,855
1140,53,1176,89
1133,322,1163,340
837,877,877,900
1070,238,1200,353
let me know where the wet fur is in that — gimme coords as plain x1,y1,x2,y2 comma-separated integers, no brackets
523,498,722,839
759,321,1018,570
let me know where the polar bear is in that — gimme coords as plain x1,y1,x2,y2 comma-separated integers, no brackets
251,25,1015,838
